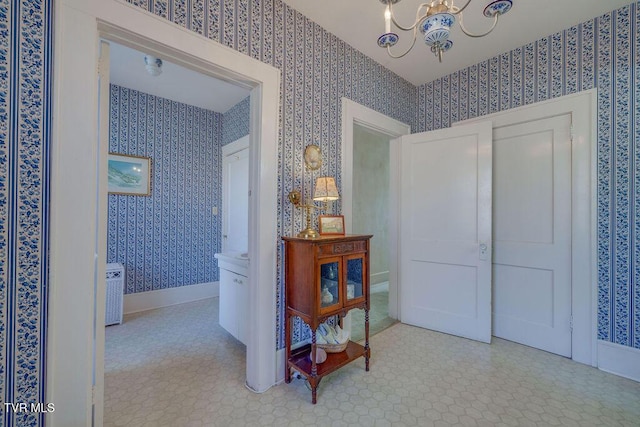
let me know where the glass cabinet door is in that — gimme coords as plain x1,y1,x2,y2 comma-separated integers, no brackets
345,255,365,303
319,259,341,312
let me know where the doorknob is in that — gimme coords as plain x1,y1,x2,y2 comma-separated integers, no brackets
479,243,489,260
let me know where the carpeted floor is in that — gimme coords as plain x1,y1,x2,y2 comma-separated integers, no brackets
350,289,397,342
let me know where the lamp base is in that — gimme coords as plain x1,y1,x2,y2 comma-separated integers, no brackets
297,227,320,239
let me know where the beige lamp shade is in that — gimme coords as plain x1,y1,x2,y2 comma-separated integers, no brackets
313,176,339,202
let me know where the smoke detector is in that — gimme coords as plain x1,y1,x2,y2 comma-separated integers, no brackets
144,55,163,77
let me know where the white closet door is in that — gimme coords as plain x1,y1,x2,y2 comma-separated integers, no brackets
492,114,572,357
399,121,493,343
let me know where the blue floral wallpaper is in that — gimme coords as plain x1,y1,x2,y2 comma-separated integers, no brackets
416,2,640,351
1,0,53,425
2,1,639,424
222,96,250,146
121,0,418,347
108,85,222,294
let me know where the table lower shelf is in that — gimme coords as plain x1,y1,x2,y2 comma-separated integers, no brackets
288,341,366,379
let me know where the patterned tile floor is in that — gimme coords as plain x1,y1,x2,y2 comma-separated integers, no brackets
104,298,640,427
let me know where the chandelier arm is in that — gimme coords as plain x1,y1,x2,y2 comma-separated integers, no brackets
385,27,419,59
458,12,499,38
450,0,473,15
388,2,430,32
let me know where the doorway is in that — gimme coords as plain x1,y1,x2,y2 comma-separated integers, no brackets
349,124,397,341
103,41,253,424
340,98,411,335
50,4,280,425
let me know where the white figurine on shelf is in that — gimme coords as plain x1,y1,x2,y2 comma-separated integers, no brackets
321,287,333,304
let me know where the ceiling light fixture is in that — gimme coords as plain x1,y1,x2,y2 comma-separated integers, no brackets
144,55,163,76
377,0,513,62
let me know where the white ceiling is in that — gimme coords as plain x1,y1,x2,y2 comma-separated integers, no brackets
281,0,634,86
109,42,250,113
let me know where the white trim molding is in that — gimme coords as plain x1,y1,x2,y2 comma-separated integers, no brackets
222,134,250,156
123,282,220,315
370,271,389,285
597,340,640,382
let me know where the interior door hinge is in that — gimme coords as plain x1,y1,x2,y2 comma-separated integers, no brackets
569,315,574,331
97,56,106,78
92,386,96,405
570,124,574,143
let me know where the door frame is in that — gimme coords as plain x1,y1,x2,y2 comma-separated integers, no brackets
49,2,280,426
341,98,411,320
456,89,597,366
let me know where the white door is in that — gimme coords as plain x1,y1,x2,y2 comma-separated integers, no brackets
492,114,572,357
222,145,249,253
399,122,493,343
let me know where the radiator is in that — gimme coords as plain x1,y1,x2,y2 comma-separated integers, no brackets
105,263,124,326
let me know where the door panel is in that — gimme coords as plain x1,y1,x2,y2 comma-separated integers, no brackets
410,135,479,242
494,131,554,244
223,147,249,253
400,121,492,343
492,114,572,357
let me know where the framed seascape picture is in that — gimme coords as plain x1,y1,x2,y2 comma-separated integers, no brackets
319,215,345,235
107,153,152,196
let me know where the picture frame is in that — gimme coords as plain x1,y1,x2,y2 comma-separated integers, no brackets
107,153,152,196
318,215,345,235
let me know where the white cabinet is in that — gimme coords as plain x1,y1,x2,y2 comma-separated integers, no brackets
215,252,249,345
219,268,248,344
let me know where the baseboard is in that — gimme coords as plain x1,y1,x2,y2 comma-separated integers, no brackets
371,281,389,294
370,271,389,285
597,340,640,382
276,348,286,384
123,282,219,315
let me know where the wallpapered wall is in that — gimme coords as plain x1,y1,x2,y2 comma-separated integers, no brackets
120,0,640,352
1,0,52,426
118,0,417,346
416,2,640,350
107,87,252,294
104,1,640,349
222,96,250,146
3,1,637,424
108,85,222,293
